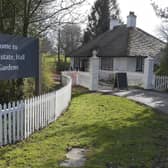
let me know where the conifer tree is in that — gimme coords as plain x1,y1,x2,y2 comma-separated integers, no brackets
83,0,121,44
152,2,168,74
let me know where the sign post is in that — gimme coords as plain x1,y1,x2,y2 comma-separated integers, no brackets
0,33,41,95
35,42,42,95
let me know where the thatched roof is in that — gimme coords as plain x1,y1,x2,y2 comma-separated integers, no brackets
70,25,166,58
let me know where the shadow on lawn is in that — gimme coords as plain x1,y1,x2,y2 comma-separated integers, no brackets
20,108,168,168
54,110,168,168
0,109,168,168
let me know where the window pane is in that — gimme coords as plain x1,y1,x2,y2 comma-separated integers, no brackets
101,57,113,70
136,56,144,72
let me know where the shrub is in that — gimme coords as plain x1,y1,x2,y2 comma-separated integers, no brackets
41,57,55,93
23,54,56,98
56,60,70,72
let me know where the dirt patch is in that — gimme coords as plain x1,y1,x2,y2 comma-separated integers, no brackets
60,148,88,167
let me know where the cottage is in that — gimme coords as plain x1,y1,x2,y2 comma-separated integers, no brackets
69,12,166,81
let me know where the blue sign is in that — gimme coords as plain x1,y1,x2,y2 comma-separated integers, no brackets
0,34,39,80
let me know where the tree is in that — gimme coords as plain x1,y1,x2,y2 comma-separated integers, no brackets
151,1,168,41
151,1,168,21
0,0,87,103
159,44,168,75
83,0,121,43
158,24,168,42
0,0,87,37
40,37,54,54
60,24,82,58
152,1,168,75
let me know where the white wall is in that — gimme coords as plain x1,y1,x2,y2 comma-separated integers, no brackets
127,57,136,72
127,72,144,86
78,72,91,89
113,57,136,72
99,70,144,87
62,71,91,89
99,70,115,81
113,57,127,71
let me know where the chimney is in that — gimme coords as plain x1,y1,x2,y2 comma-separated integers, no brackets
127,11,137,28
110,16,120,30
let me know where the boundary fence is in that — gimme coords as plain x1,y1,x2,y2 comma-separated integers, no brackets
0,75,72,146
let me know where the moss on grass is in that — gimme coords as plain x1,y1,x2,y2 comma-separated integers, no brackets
0,87,168,167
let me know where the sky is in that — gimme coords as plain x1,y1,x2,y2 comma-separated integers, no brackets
82,0,167,38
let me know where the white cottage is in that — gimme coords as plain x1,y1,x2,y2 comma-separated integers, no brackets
69,12,166,85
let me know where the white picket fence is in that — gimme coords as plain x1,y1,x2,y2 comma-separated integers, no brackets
155,75,168,90
0,75,72,146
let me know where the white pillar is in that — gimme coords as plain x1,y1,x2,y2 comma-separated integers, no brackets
89,50,99,91
144,57,154,89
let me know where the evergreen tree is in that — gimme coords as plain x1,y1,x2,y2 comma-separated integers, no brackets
160,44,168,75
152,2,168,75
83,0,121,44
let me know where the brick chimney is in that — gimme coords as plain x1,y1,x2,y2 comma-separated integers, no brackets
127,12,137,28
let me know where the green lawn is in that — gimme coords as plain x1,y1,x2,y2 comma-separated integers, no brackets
0,87,168,168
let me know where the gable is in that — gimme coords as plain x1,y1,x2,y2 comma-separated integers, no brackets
127,28,166,57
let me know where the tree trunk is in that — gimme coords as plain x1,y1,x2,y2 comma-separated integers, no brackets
22,0,29,37
0,0,4,32
57,27,61,62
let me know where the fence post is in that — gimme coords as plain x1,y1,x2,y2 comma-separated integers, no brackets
144,57,154,89
89,50,99,91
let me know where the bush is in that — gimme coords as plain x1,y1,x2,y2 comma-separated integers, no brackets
23,54,56,98
23,78,35,98
56,60,70,72
41,57,55,93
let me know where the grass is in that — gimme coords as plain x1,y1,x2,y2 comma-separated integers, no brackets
43,55,56,73
0,87,168,167
43,55,70,69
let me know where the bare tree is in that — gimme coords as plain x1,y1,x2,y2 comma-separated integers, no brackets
60,24,82,59
151,1,168,21
26,0,87,37
158,24,168,42
151,1,168,41
0,0,87,37
0,0,87,102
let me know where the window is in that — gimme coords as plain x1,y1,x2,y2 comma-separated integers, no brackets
74,57,80,70
136,56,144,72
80,59,89,72
101,57,113,70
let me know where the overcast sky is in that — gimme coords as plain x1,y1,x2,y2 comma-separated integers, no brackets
82,0,167,38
